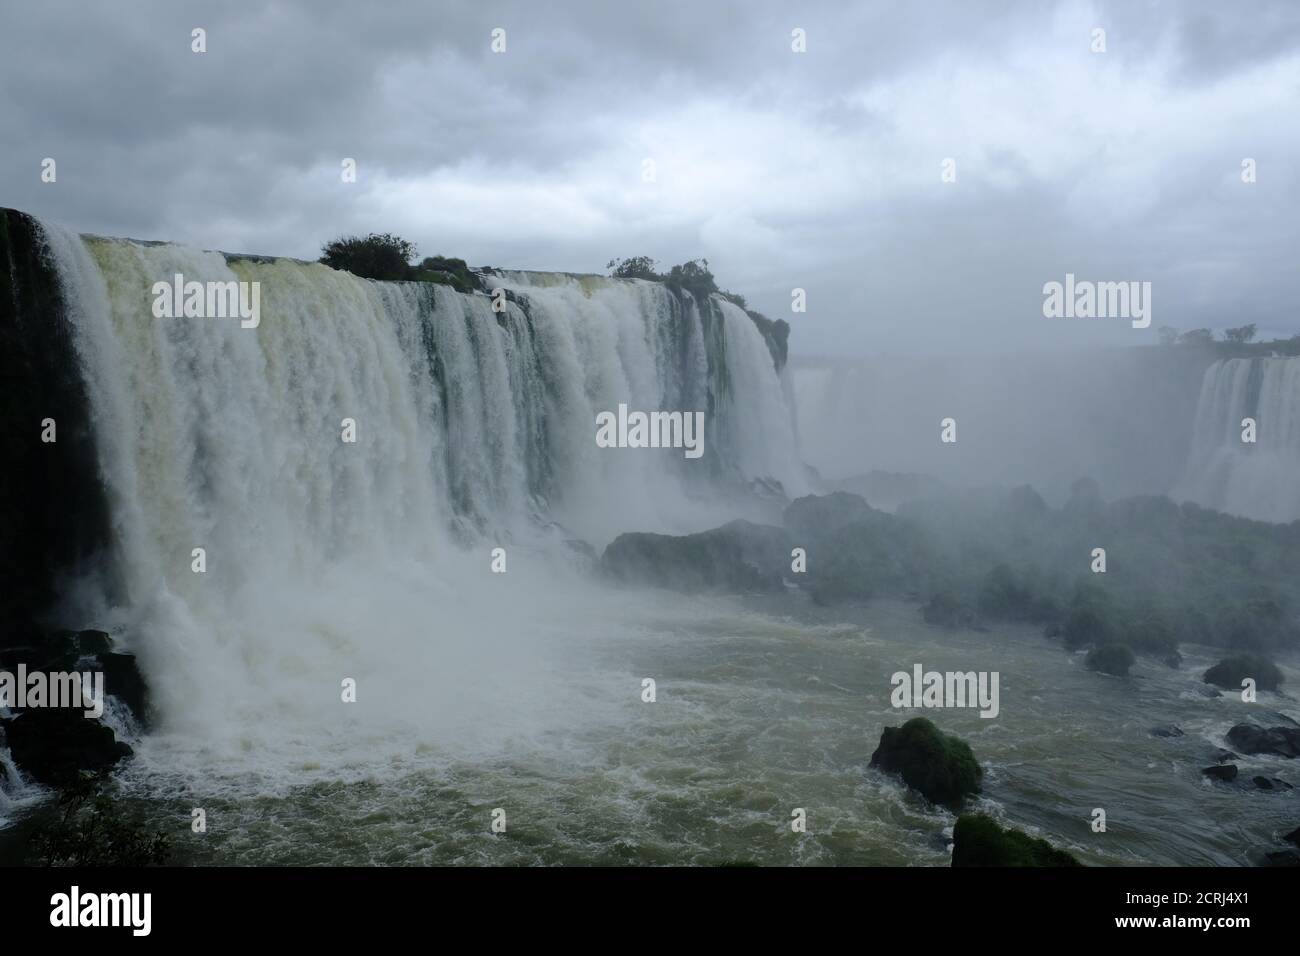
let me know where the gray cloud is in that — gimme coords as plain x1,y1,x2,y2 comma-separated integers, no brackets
2,0,1297,354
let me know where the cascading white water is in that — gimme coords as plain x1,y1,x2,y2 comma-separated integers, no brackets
19,222,805,791
1176,357,1300,523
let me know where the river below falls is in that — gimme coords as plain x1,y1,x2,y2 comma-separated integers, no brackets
8,594,1299,865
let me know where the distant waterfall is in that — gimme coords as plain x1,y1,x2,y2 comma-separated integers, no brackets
1176,357,1300,523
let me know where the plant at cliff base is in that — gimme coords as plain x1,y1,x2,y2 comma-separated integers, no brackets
30,773,170,866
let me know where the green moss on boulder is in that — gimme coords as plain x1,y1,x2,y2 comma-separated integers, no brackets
952,813,1081,867
869,717,982,808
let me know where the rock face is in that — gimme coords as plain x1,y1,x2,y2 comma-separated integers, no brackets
951,814,1081,867
0,210,111,649
1085,643,1136,676
1226,724,1300,759
1202,764,1238,782
869,717,982,808
782,491,876,536
0,628,147,787
600,520,791,593
1203,654,1284,692
2,708,132,786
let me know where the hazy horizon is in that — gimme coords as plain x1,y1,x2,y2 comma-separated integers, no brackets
3,0,1299,356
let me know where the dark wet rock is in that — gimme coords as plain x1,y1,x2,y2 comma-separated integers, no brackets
1264,849,1300,867
1151,724,1184,738
95,652,148,725
1252,776,1293,791
1085,643,1135,676
1284,826,1300,846
782,491,875,536
951,813,1081,867
1203,654,1284,692
2,708,132,787
600,520,791,594
1195,685,1223,699
1226,724,1300,759
0,209,111,647
1202,764,1238,782
869,717,982,808
922,592,977,628
1213,748,1238,763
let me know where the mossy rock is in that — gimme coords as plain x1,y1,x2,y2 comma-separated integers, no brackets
1203,654,1283,692
952,814,1080,866
869,717,982,808
1085,642,1135,676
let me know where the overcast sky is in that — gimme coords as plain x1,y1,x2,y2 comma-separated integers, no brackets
2,0,1298,355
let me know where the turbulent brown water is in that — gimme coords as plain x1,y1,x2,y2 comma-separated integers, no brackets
103,594,1298,866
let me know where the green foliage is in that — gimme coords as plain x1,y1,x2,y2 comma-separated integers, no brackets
1203,653,1284,692
1222,323,1257,344
606,256,660,280
1085,642,1136,676
320,236,480,290
412,255,480,293
30,774,170,866
663,259,718,300
1179,328,1215,346
952,814,1081,867
319,233,417,281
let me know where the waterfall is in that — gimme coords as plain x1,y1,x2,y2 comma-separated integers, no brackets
1176,357,1300,523
0,218,805,786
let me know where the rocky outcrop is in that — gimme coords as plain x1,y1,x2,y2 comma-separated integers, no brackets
1203,654,1284,692
1226,724,1300,759
0,210,111,648
0,628,146,786
600,520,791,593
951,813,1081,867
869,717,982,808
0,211,146,796
3,708,132,787
1085,643,1136,676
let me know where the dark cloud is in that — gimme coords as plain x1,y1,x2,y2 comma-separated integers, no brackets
1,0,1297,353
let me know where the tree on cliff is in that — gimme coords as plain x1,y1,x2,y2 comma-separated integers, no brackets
320,233,417,281
606,256,660,280
1222,323,1258,344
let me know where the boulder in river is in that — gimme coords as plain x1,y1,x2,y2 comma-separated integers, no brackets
869,717,982,808
1203,654,1284,692
1226,724,1300,759
951,813,1081,867
1201,764,1238,782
